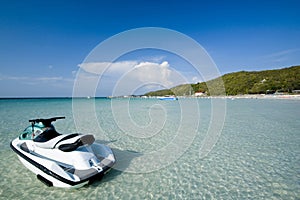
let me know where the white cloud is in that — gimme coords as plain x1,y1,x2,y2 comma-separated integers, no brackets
261,48,300,63
131,61,173,86
0,73,76,97
0,74,28,81
0,74,73,85
78,61,137,75
78,60,183,87
36,76,63,81
192,76,201,83
75,60,189,96
78,60,181,85
115,61,188,95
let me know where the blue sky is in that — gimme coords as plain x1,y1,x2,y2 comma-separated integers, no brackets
0,0,299,97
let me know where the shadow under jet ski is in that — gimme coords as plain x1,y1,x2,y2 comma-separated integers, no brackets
94,139,118,145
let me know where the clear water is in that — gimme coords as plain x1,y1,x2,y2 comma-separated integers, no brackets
0,98,299,199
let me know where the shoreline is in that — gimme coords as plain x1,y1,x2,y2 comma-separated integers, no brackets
1,94,300,100
180,94,300,100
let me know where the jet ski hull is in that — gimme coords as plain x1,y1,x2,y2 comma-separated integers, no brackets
10,138,115,188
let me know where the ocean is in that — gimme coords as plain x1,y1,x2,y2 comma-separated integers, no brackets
0,98,299,199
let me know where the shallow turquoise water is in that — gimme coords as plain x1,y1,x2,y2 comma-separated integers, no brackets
0,98,299,199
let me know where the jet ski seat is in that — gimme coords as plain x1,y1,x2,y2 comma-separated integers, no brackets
34,133,79,149
56,134,95,152
34,133,95,151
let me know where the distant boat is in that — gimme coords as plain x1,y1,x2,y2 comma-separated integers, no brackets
158,96,178,100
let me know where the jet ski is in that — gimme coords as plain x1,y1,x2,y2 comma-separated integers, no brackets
10,117,115,188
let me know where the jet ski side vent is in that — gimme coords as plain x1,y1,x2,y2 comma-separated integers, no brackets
20,143,30,153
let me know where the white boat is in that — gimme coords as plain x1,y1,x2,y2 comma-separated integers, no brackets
158,95,178,100
10,117,115,188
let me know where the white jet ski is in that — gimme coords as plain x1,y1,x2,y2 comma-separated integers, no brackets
10,117,115,188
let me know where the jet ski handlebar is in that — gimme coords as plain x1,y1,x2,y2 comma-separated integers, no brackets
29,117,65,127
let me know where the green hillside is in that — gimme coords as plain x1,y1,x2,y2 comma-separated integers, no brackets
144,65,300,96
